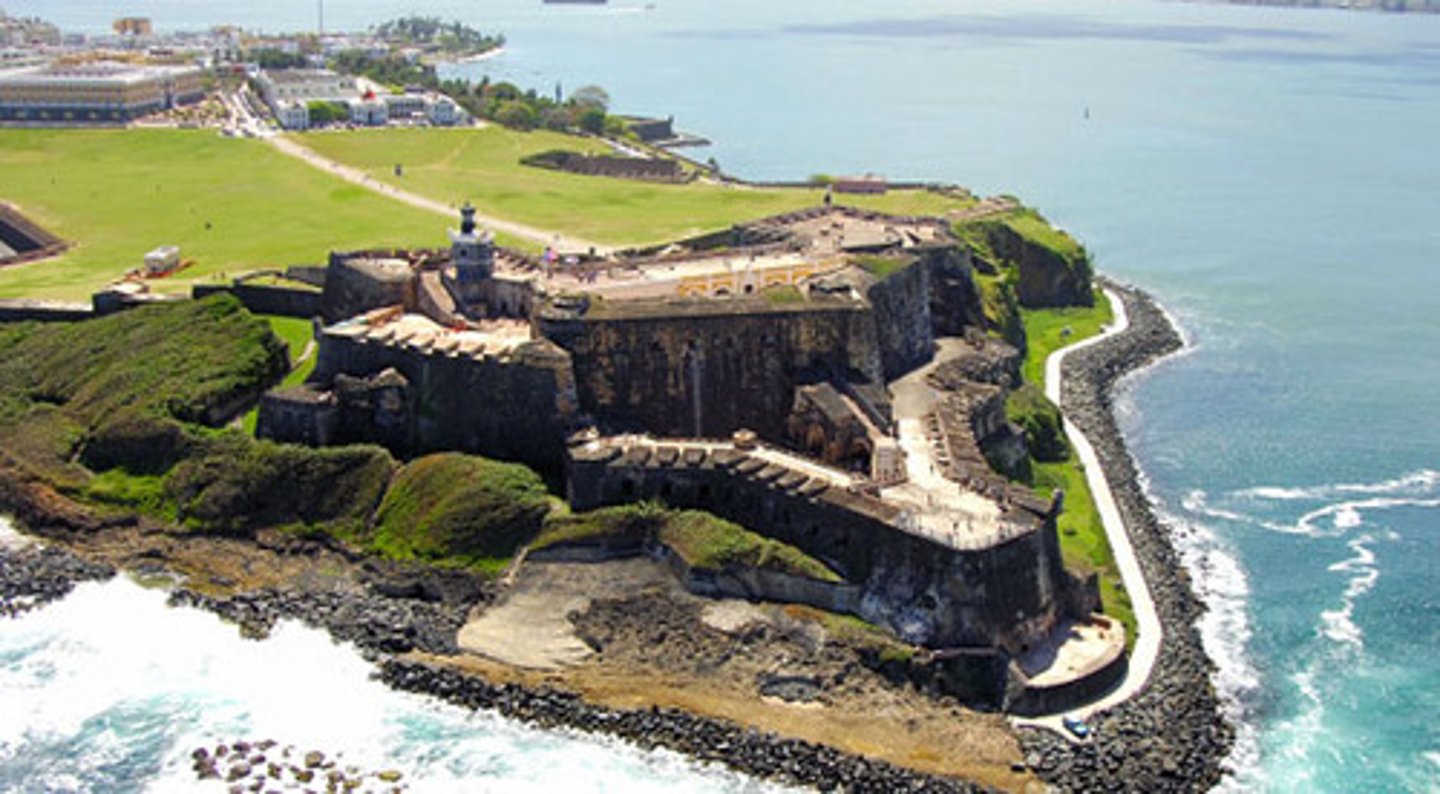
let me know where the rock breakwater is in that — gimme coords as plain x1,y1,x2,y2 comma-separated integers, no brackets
1018,281,1234,790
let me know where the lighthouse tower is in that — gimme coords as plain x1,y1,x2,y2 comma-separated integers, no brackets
450,203,494,284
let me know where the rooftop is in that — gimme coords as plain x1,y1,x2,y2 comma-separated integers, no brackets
325,308,532,359
0,61,199,86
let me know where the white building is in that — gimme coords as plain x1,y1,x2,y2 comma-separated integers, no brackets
256,68,465,130
255,68,355,130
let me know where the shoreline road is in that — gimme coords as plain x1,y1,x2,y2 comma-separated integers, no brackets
263,133,612,255
1018,288,1164,734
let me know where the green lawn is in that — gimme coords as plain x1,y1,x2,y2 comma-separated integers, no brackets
294,127,975,248
240,314,317,435
1019,292,1135,647
0,129,448,301
1018,289,1115,386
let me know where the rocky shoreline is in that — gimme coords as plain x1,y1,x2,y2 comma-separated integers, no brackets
0,542,115,618
1017,280,1234,791
378,657,985,793
0,280,1232,792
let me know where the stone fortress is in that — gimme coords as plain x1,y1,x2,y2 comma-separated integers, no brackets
258,202,1125,712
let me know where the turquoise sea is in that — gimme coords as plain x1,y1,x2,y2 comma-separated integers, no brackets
6,0,1440,790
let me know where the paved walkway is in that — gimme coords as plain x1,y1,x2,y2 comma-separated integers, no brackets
263,134,611,255
883,338,1008,544
1016,288,1163,733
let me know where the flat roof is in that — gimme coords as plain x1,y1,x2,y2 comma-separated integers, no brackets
0,61,199,86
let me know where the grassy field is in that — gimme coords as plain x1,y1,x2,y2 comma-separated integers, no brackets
240,315,317,435
1018,292,1136,646
294,127,976,248
0,129,447,301
1019,290,1115,386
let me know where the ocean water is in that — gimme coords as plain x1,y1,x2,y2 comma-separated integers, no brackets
6,0,1440,790
0,519,784,793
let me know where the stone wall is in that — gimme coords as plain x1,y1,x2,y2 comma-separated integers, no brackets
0,298,92,323
320,253,417,324
923,245,987,337
192,283,323,319
567,441,1078,653
542,299,884,442
309,332,579,472
863,259,934,380
0,204,67,265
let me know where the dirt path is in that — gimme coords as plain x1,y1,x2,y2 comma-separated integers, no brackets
263,134,611,254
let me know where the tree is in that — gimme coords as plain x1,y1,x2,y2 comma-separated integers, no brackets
578,108,606,135
494,100,539,131
306,101,348,126
570,84,610,111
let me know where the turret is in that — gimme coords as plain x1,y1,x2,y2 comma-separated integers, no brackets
449,202,494,284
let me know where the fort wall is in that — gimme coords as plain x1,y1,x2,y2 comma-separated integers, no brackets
310,331,579,472
864,259,934,380
192,282,323,319
542,299,884,441
567,439,1075,652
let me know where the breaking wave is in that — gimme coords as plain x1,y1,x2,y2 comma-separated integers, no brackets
1145,483,1263,790
0,567,787,793
1171,469,1438,789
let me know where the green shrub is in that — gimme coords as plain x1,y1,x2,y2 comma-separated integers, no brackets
167,435,396,535
370,453,551,568
1006,383,1069,462
659,510,841,582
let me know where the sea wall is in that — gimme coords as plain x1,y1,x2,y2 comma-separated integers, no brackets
1018,281,1233,791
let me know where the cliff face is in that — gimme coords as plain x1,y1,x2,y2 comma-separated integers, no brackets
1009,235,1093,309
956,210,1094,309
548,301,884,442
923,245,987,337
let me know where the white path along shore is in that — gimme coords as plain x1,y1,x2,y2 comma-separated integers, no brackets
1019,288,1163,731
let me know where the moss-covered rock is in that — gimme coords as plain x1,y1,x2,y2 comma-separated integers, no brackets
954,207,1093,309
166,435,396,536
369,453,552,571
532,504,841,583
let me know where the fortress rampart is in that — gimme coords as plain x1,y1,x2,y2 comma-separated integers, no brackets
567,435,1083,653
540,296,885,441
262,316,579,472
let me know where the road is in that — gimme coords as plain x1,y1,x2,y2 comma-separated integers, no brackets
1016,288,1164,735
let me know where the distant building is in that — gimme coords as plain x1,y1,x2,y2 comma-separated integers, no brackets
834,175,888,195
113,17,154,37
0,61,204,124
255,68,358,130
0,13,60,47
256,68,466,130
